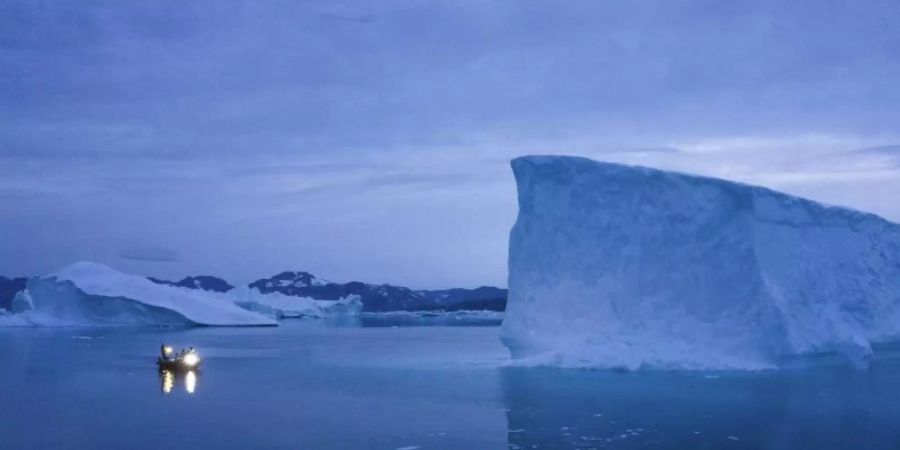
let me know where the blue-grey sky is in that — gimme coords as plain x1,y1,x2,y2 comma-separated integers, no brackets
2,0,900,288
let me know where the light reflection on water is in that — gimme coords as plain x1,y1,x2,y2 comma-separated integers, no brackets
160,370,173,394
158,369,199,395
185,370,197,394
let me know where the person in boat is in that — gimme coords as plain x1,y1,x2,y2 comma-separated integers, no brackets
160,343,174,360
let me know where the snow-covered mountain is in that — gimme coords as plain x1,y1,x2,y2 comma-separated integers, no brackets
148,275,234,293
502,155,900,370
248,271,506,312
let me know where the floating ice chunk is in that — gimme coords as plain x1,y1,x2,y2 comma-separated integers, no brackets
502,155,900,370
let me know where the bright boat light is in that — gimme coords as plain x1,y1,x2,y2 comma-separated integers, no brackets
182,353,200,367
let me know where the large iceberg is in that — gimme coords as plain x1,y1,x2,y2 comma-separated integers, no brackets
502,155,900,370
10,262,276,327
228,286,362,319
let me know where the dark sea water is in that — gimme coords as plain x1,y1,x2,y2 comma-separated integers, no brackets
2,318,900,450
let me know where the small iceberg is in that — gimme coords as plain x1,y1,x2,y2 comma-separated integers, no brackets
228,285,362,319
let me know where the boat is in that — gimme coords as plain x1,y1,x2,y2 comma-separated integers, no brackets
157,345,202,371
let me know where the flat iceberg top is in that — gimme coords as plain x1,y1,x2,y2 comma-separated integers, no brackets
503,155,900,370
511,155,888,227
33,261,276,327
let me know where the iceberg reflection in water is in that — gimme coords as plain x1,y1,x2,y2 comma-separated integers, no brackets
501,359,900,450
159,369,199,395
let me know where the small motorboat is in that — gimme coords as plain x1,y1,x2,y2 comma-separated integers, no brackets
157,345,202,371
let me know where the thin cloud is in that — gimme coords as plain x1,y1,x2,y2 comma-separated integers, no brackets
857,145,900,156
2,1,900,286
118,246,181,263
317,11,376,25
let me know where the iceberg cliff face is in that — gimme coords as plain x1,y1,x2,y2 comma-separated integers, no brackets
502,155,900,369
228,286,362,319
11,262,276,327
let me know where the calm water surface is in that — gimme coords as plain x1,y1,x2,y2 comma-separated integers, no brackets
2,318,899,449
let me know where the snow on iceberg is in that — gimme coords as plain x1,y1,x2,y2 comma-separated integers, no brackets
228,286,362,319
502,155,900,370
9,262,276,327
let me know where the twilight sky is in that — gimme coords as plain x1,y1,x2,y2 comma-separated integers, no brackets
2,0,899,288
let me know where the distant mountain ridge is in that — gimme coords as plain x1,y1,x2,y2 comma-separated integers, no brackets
3,270,506,313
416,286,508,312
148,275,234,293
248,271,506,312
